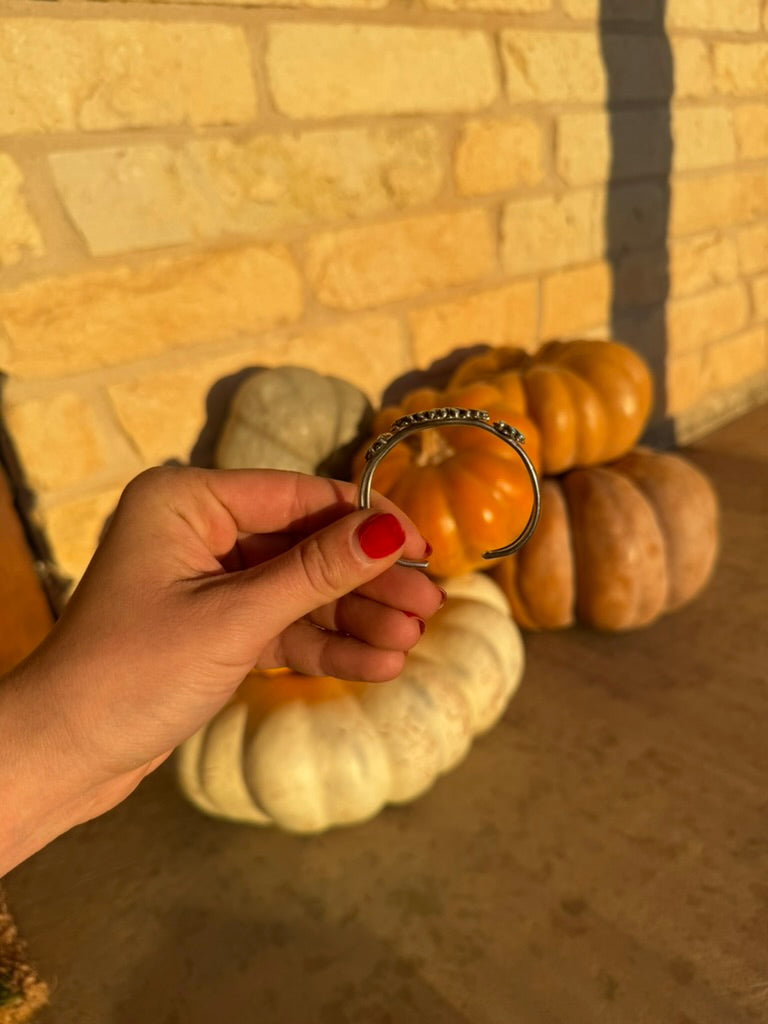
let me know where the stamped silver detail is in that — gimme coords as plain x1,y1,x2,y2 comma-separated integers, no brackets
357,406,541,569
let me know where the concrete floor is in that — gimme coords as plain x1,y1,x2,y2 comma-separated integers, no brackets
5,406,768,1024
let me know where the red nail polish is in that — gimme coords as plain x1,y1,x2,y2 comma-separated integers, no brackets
357,513,406,559
404,612,426,634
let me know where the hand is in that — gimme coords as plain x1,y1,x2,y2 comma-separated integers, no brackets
0,467,443,873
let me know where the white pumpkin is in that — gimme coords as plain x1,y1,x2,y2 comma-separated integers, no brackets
177,573,525,833
215,365,373,477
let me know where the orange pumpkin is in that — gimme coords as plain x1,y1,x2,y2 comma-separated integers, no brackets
354,381,540,578
450,340,653,475
492,449,718,631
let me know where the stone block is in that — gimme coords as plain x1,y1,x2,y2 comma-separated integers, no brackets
42,488,125,585
735,170,768,223
3,392,126,492
276,317,409,400
108,353,268,466
557,110,670,186
540,262,612,337
561,0,654,19
705,326,768,393
669,232,740,297
607,183,668,251
752,274,768,321
734,104,768,159
671,323,768,411
266,25,497,119
714,41,768,96
425,0,549,9
501,191,601,276
109,316,405,464
614,249,669,308
0,154,44,267
666,350,704,415
0,246,303,378
670,171,739,236
672,39,714,100
305,210,496,310
500,30,670,103
614,237,739,308
672,106,736,170
49,126,444,256
737,222,768,274
666,0,761,32
455,118,543,196
0,19,255,134
408,281,538,368
666,283,750,354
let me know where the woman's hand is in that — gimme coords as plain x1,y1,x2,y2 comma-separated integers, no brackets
1,467,443,874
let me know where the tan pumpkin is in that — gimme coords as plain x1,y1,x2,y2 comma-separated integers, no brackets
450,340,653,475
177,573,524,833
216,366,373,477
492,449,718,631
353,380,541,578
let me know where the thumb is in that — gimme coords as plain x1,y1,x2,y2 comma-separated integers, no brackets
242,510,413,636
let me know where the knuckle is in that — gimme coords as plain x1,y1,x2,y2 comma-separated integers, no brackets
298,534,345,600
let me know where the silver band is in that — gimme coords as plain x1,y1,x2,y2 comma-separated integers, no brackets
357,407,541,570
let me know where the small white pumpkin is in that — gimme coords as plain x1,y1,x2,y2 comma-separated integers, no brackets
215,365,373,477
177,573,524,834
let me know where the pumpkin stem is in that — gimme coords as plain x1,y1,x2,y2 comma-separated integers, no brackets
415,427,455,466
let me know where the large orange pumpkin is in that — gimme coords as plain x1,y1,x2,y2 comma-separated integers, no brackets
354,381,540,578
492,449,718,631
450,340,653,475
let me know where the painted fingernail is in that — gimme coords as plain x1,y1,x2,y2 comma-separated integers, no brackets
356,512,406,559
404,612,426,635
423,539,433,558
436,587,447,608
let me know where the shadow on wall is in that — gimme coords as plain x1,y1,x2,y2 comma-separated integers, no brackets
600,0,675,448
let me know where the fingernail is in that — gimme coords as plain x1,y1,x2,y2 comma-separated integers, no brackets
436,587,447,608
357,512,406,559
423,539,433,558
404,611,426,635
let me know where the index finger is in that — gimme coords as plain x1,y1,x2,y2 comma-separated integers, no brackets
200,468,427,553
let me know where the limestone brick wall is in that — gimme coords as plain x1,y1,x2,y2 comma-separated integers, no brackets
1,0,768,586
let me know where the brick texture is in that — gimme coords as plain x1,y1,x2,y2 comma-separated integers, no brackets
426,0,549,9
501,31,670,104
4,392,132,493
455,118,544,195
672,39,715,100
408,281,539,367
501,191,601,276
666,0,761,32
0,155,44,266
50,126,444,256
540,262,612,337
266,25,498,118
667,284,750,354
0,247,303,378
734,104,768,160
305,210,496,310
672,106,736,170
714,42,768,97
0,19,256,134
738,223,768,274
557,110,669,186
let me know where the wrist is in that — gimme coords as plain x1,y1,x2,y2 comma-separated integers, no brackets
0,653,137,876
